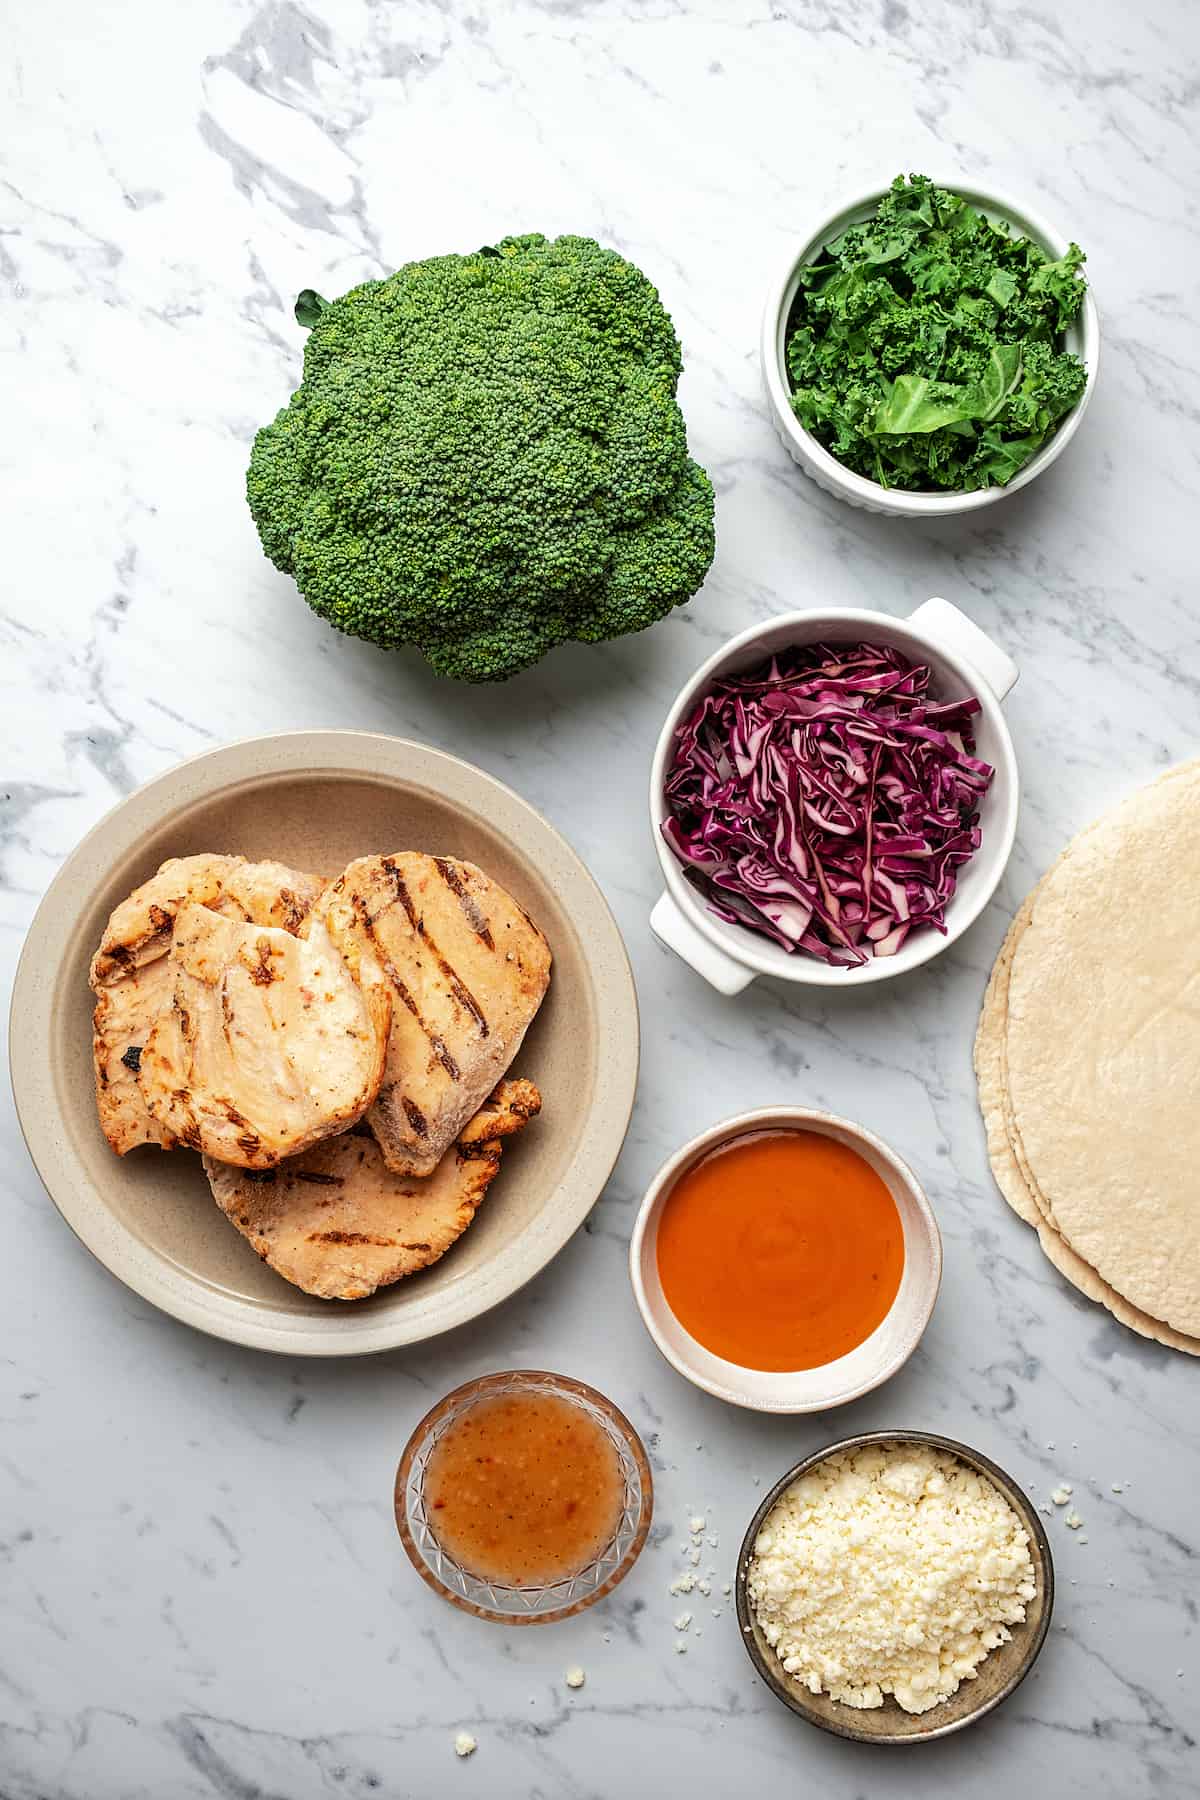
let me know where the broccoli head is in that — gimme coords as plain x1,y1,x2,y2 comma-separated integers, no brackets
247,233,715,682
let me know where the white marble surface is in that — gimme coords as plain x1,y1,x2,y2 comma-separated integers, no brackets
3,0,1199,1793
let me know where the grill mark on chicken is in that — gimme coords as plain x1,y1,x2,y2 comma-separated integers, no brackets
120,1044,142,1073
381,857,489,1037
382,859,420,931
308,1229,397,1247
441,963,488,1035
402,1096,428,1135
349,892,462,1080
247,938,281,986
457,1140,502,1163
435,857,495,949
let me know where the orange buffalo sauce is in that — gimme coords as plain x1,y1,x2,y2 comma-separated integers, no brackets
424,1391,624,1586
656,1129,905,1371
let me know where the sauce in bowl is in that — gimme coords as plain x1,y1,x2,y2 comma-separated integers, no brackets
424,1388,625,1587
656,1129,904,1371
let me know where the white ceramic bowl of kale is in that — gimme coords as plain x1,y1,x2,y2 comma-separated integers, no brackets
761,176,1100,517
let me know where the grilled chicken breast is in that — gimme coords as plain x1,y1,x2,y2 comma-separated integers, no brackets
138,903,391,1167
322,853,551,1176
90,854,322,1155
204,1078,541,1300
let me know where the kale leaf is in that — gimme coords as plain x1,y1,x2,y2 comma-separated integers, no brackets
786,174,1088,492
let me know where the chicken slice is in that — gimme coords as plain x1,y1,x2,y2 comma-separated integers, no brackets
90,854,322,1155
138,902,391,1167
92,957,178,1154
204,1078,542,1300
322,853,551,1177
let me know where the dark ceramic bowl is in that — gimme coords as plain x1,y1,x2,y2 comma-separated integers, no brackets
735,1430,1054,1743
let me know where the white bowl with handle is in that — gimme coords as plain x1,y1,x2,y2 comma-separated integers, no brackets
649,598,1018,993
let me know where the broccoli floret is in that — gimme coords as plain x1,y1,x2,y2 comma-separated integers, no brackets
247,233,715,682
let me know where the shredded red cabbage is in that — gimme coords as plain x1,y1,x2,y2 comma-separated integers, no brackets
661,642,994,967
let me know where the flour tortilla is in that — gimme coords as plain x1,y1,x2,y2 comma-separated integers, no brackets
974,892,1041,1227
1035,1218,1200,1355
1000,761,1200,1340
975,764,1200,1354
976,899,1200,1353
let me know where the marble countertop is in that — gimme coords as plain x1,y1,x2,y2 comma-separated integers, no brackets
4,0,1198,1793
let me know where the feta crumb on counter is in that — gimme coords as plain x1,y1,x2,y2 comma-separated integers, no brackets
674,1638,688,1654
669,1571,696,1595
689,1514,706,1533
1051,1484,1073,1505
565,1666,585,1690
1065,1511,1084,1530
673,1611,692,1631
454,1732,477,1759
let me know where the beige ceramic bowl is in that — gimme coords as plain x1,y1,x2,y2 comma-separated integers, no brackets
736,1430,1055,1741
10,731,639,1355
629,1108,941,1411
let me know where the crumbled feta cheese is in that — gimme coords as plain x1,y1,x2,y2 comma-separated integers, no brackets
697,1580,711,1596
1065,1511,1083,1530
706,1534,719,1548
674,1638,688,1654
454,1732,477,1759
689,1515,706,1533
669,1571,696,1595
565,1666,585,1690
1050,1485,1072,1505
712,1608,722,1618
721,1582,732,1596
746,1445,1036,1715
673,1611,692,1631
688,1547,701,1566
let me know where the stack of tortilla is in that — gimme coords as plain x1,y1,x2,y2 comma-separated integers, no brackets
975,761,1200,1354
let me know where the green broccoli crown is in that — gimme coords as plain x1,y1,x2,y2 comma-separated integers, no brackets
247,233,715,681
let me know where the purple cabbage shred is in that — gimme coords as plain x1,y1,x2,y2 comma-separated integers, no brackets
661,642,994,967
